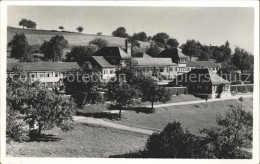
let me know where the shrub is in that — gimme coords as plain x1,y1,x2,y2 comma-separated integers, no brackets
241,86,248,93
6,108,28,142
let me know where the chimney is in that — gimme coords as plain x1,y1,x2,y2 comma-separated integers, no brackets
125,39,132,56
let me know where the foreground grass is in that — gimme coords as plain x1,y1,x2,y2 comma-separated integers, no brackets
6,123,148,157
107,98,253,136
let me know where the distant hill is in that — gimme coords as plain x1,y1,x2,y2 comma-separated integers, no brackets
7,26,150,50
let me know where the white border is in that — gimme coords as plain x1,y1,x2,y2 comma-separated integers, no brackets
0,1,259,164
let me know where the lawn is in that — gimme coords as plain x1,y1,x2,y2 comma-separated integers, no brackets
6,123,148,157
107,98,253,136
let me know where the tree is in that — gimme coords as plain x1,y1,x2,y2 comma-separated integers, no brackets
89,38,108,49
59,26,64,30
232,47,254,73
40,35,69,61
112,27,128,38
152,32,170,46
166,38,179,48
212,41,232,66
107,81,140,116
97,32,102,35
133,32,147,42
65,45,97,65
7,79,76,136
19,19,28,29
145,121,207,158
139,76,171,109
145,43,162,57
201,107,253,159
64,64,100,108
76,26,84,33
197,45,212,61
8,33,32,62
180,39,201,61
26,20,37,29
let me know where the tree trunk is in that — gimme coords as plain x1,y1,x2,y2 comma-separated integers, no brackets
119,109,121,117
38,124,42,135
151,101,154,109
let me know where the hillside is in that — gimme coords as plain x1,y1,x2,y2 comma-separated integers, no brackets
7,26,150,50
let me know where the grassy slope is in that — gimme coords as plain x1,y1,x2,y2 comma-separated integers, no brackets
108,98,253,136
6,123,148,157
7,26,150,49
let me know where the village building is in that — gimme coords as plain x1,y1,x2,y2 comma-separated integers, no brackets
186,60,221,73
7,62,80,89
171,68,231,99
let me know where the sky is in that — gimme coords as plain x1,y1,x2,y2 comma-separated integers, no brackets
8,6,254,53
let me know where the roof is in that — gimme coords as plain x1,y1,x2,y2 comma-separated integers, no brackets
91,56,117,68
93,47,130,59
134,57,177,66
174,69,230,85
7,62,81,72
186,61,221,68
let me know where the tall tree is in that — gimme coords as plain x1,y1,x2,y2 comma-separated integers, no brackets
112,27,128,38
8,33,32,62
40,35,69,62
76,26,84,33
197,45,212,61
212,41,232,66
180,39,200,61
133,32,148,42
26,20,37,29
18,19,28,29
65,45,97,65
232,47,254,73
89,38,108,49
145,43,162,57
166,38,179,48
152,32,170,46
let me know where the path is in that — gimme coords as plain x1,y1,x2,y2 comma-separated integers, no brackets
73,116,155,135
144,94,253,108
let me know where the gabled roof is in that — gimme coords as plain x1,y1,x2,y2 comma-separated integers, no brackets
186,61,221,68
93,47,130,59
7,62,80,72
134,57,177,67
91,56,117,68
173,69,230,85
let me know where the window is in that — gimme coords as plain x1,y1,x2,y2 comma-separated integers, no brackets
160,67,164,72
110,70,114,74
31,74,35,78
47,73,50,77
103,70,108,74
169,67,173,72
175,67,177,71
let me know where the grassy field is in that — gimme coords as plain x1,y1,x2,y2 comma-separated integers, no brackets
107,98,253,136
7,26,150,49
6,123,148,157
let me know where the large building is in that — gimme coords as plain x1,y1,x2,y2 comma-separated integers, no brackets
7,62,80,89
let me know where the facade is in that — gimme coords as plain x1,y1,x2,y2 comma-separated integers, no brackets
186,60,221,73
7,62,81,89
172,68,231,99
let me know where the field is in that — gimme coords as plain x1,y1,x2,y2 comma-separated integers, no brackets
107,98,253,136
7,26,150,50
6,123,148,157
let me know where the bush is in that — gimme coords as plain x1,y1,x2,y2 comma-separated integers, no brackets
145,121,207,158
6,109,28,142
241,86,248,93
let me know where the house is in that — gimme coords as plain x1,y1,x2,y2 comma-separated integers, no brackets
171,68,231,99
155,48,190,74
186,60,221,73
7,62,81,89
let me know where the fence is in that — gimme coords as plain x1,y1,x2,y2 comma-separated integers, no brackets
230,84,253,93
166,87,188,95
